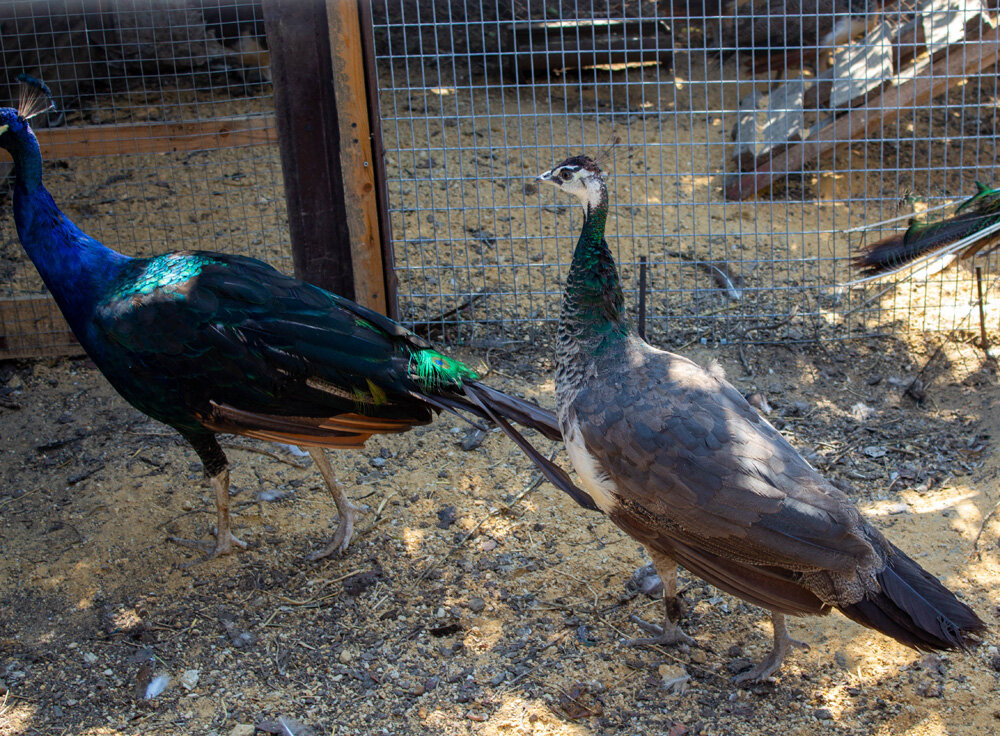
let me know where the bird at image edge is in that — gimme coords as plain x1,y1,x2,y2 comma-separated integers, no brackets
0,77,597,562
537,153,985,681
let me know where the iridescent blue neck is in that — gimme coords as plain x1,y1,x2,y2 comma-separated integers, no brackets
9,126,129,334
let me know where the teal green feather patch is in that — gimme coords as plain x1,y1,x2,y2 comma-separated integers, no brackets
409,349,477,389
113,254,221,300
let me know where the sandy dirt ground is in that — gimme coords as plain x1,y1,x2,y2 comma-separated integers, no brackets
2,333,1000,736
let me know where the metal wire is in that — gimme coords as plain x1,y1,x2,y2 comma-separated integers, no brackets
3,1,998,355
369,0,1000,345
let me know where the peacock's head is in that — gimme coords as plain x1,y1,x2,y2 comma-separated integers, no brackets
0,75,54,149
536,155,606,214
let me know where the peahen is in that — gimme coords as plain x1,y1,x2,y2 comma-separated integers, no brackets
1,78,596,562
853,182,1000,282
537,154,985,681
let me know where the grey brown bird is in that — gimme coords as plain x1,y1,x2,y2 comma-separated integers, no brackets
536,154,985,681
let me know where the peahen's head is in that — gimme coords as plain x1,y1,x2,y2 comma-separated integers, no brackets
537,155,607,215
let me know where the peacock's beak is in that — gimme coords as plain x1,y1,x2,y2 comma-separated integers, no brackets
0,124,8,136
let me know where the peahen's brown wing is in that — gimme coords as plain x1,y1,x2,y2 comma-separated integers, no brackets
570,341,879,578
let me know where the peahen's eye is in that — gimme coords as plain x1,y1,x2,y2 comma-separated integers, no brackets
559,169,572,181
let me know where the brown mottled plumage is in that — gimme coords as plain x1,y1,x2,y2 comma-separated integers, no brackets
537,155,985,681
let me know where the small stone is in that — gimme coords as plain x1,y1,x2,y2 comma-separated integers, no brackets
863,445,887,458
690,649,707,664
988,654,1000,672
370,456,387,468
814,707,834,720
339,649,353,664
82,652,97,665
229,726,255,736
466,597,486,613
461,429,486,451
179,669,199,691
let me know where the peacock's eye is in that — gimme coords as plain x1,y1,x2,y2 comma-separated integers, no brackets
559,169,572,181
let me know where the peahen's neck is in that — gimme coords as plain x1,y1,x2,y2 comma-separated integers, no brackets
555,176,629,410
10,128,129,332
558,178,629,349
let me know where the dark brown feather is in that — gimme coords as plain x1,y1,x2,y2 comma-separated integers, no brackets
198,400,423,448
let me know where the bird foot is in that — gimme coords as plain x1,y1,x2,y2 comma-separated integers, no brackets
304,502,361,561
169,531,248,564
732,653,784,684
732,630,808,683
625,613,695,648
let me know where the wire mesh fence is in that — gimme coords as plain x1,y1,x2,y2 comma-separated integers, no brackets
0,0,283,356
370,0,1000,346
3,0,999,357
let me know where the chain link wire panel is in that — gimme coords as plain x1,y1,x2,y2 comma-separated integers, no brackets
0,0,284,357
370,0,1000,346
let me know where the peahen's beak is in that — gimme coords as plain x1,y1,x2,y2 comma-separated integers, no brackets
535,169,553,183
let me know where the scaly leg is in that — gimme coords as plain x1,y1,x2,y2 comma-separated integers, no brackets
304,447,361,561
169,468,249,560
732,612,810,683
627,549,694,647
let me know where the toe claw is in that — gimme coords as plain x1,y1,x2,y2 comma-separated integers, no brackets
625,614,695,648
169,530,246,563
304,512,356,561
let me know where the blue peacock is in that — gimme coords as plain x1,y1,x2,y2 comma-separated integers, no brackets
1,78,595,562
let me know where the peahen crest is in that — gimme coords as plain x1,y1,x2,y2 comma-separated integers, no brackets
409,349,477,389
16,74,55,121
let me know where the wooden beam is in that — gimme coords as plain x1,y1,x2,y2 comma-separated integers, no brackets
25,115,277,159
327,0,387,314
725,27,1000,200
263,0,356,299
357,0,398,319
0,296,81,360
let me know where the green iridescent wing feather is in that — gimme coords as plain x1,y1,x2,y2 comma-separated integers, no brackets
92,251,476,429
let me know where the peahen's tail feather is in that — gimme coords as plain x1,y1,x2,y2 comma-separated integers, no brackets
838,543,985,651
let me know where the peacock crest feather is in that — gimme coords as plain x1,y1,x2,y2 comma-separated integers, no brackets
16,74,55,121
408,349,478,389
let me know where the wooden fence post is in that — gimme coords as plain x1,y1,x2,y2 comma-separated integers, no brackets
263,0,392,314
